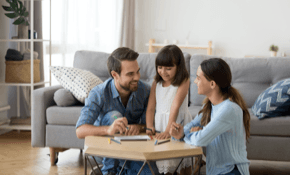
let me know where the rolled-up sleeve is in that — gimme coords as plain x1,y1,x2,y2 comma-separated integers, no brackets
76,87,103,128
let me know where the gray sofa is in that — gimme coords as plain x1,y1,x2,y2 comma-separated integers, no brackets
32,51,290,166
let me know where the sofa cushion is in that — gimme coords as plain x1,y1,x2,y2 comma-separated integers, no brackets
249,108,290,136
53,88,78,107
46,106,83,125
190,55,290,107
251,78,290,119
50,66,103,103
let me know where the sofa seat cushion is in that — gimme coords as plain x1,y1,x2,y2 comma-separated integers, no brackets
249,108,290,136
46,106,83,125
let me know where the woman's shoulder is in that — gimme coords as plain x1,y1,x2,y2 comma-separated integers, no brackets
222,99,243,116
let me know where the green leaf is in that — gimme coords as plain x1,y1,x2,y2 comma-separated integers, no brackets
10,1,17,10
5,13,18,18
25,21,29,26
6,0,12,5
23,11,29,17
13,17,25,25
2,6,13,11
18,1,23,11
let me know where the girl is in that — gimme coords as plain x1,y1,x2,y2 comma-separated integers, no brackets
170,58,250,175
146,45,192,175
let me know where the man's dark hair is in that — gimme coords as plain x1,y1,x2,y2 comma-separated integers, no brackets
107,47,139,77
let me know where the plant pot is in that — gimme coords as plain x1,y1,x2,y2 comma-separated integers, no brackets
18,24,28,39
270,51,277,57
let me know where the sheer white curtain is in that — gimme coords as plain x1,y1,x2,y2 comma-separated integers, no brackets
42,0,124,85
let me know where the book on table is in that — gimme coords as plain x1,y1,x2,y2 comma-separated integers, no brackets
114,135,151,141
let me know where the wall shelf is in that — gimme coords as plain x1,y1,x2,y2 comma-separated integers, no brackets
146,39,213,55
0,39,50,42
0,0,52,131
0,81,50,87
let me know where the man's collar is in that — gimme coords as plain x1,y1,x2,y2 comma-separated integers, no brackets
111,79,120,99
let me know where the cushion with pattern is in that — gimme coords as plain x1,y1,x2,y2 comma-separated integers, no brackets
50,66,103,103
251,78,290,119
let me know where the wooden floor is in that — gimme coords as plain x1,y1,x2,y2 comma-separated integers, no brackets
0,131,290,175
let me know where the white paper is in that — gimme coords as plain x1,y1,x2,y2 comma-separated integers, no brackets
114,135,151,141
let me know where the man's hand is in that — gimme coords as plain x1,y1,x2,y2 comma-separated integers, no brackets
190,126,202,133
169,122,184,140
125,124,141,135
156,130,171,140
107,117,128,135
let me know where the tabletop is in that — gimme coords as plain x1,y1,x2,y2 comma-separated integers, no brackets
85,135,203,161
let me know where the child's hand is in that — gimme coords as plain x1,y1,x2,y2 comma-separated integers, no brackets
156,131,171,140
190,126,202,133
146,127,155,135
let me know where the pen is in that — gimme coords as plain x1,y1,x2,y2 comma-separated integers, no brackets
175,119,184,131
114,116,129,130
144,127,161,133
157,139,170,145
110,138,121,144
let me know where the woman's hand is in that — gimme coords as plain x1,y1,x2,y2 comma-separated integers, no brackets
190,126,203,133
146,126,156,136
155,130,171,140
169,122,184,140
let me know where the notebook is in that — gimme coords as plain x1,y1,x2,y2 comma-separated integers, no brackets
114,135,151,141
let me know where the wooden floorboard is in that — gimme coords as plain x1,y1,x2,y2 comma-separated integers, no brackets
0,130,290,175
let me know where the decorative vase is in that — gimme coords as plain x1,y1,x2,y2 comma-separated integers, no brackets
270,51,277,57
18,24,28,39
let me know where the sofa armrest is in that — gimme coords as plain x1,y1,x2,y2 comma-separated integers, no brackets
31,85,62,147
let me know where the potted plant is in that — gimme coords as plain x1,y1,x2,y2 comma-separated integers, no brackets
269,44,279,57
2,0,29,39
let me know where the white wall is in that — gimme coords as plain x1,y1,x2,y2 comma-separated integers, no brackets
135,0,290,57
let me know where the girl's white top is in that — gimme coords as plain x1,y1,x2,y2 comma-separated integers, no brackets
155,82,192,174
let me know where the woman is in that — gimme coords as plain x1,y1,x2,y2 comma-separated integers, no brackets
170,58,250,175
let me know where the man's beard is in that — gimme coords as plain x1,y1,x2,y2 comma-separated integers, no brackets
119,81,138,92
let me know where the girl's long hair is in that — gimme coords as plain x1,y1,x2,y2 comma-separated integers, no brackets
198,58,250,141
154,45,189,86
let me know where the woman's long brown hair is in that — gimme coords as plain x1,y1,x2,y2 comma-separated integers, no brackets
198,58,250,141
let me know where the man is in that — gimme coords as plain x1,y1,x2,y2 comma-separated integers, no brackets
76,47,157,175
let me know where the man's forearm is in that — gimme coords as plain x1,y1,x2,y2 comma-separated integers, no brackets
76,124,109,139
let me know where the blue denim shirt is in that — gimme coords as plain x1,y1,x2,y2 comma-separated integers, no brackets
76,78,150,128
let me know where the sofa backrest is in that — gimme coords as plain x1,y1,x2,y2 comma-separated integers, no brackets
73,50,191,85
190,54,290,108
73,50,111,82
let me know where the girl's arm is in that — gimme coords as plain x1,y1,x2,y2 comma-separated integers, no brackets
157,78,190,139
146,81,157,135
